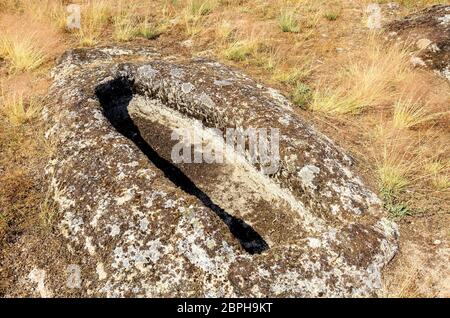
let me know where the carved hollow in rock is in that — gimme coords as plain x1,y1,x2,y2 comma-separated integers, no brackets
95,76,269,254
13,47,400,297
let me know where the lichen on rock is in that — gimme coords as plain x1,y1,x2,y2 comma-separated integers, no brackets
11,46,398,297
387,4,450,81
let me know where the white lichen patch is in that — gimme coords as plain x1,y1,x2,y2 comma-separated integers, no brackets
437,14,450,26
85,236,96,255
115,186,138,205
181,82,195,94
137,65,159,80
96,262,107,280
299,165,320,189
199,93,216,109
307,238,322,249
28,268,53,298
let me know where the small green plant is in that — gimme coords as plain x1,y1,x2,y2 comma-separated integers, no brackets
278,8,300,33
273,65,312,85
223,40,257,61
187,0,216,17
135,19,163,40
384,200,413,219
324,11,339,21
292,83,312,108
378,164,409,199
379,175,414,219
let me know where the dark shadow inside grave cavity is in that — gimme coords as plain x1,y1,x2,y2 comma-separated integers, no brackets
95,76,269,255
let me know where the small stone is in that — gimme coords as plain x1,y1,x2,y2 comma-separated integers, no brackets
416,38,432,50
387,2,400,10
387,5,449,81
410,56,427,67
181,39,193,48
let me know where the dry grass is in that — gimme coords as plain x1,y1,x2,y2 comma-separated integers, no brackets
135,18,164,40
0,36,47,73
395,0,449,8
0,93,43,125
310,36,411,114
113,12,136,42
76,0,112,46
223,39,259,61
216,20,235,42
24,0,67,32
186,0,217,17
373,127,432,198
392,98,430,129
278,8,300,33
0,98,54,243
292,83,313,108
272,63,313,85
377,148,411,200
183,0,217,36
425,161,450,191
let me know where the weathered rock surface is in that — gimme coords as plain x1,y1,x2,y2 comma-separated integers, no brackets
10,46,398,297
387,4,450,80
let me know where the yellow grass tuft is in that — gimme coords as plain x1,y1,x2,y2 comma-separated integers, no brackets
0,93,43,125
0,36,47,73
278,8,300,33
273,63,313,85
183,0,216,36
135,17,164,40
378,162,410,199
292,83,312,108
371,126,444,212
253,47,280,72
223,39,258,62
39,189,58,229
310,37,410,114
425,161,450,191
24,0,67,32
323,4,341,22
397,0,447,9
373,129,419,199
216,20,235,42
113,13,136,42
76,0,112,46
393,98,429,129
0,0,19,10
187,0,217,17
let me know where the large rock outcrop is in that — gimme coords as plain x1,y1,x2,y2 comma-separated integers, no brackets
11,46,398,297
387,4,450,80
